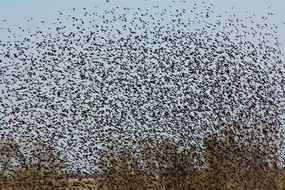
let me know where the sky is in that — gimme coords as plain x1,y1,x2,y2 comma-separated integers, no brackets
0,0,284,42
0,0,285,173
0,0,284,52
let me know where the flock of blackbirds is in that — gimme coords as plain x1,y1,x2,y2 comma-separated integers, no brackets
0,1,284,174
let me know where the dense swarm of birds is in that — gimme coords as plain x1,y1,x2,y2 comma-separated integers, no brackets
0,1,284,174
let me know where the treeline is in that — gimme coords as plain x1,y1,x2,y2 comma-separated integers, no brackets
96,125,284,190
0,125,285,189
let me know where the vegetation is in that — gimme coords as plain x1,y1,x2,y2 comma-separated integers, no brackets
203,129,284,189
96,125,284,190
1,124,285,189
97,137,202,189
0,139,66,189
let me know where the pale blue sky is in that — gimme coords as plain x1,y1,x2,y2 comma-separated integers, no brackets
0,0,284,172
0,0,284,46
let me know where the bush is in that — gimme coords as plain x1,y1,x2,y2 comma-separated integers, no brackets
97,124,285,189
1,125,285,189
97,137,204,190
203,126,284,190
0,139,66,189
